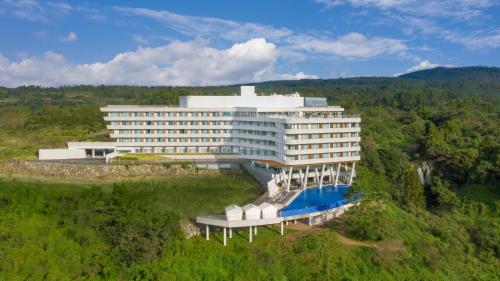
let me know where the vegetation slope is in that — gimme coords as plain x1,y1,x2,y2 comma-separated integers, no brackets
0,66,498,280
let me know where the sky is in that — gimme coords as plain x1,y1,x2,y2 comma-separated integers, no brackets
0,0,499,87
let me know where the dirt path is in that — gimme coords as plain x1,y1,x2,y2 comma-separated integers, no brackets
284,221,378,249
335,233,377,248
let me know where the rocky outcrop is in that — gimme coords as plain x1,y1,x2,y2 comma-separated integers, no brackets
0,160,230,180
180,219,201,238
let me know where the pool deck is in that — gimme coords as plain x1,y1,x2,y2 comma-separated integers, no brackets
196,184,356,246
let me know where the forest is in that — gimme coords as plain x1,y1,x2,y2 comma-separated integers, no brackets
0,66,498,280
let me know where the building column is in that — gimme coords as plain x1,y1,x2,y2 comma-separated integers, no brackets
319,164,326,188
304,165,310,189
349,162,356,185
223,227,227,246
287,167,293,192
254,226,257,235
229,228,232,238
91,149,95,158
206,225,209,241
298,168,304,188
329,165,335,184
334,163,341,187
314,168,320,185
249,226,253,243
280,221,284,235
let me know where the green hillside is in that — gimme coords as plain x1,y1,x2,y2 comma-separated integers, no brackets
0,66,498,280
399,66,500,81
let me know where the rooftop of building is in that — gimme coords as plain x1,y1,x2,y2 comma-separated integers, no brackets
102,86,338,110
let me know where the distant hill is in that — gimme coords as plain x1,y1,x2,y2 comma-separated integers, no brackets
400,66,500,81
0,66,498,109
399,66,500,80
398,66,500,97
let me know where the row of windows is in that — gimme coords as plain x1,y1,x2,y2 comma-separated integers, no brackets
285,151,359,160
115,128,278,137
109,120,359,129
107,111,348,118
110,120,277,127
140,146,236,154
284,122,359,129
287,142,360,150
240,149,277,156
116,137,276,147
109,111,286,118
134,146,278,157
285,132,360,140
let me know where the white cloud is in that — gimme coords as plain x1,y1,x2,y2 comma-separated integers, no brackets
47,2,72,15
316,0,494,18
404,60,455,73
33,30,47,38
115,6,412,60
1,1,106,24
393,15,500,50
316,0,500,51
443,30,500,50
0,38,317,87
4,0,51,23
59,32,77,42
316,0,413,9
405,60,439,72
114,6,292,42
132,34,149,45
279,72,319,80
286,32,408,59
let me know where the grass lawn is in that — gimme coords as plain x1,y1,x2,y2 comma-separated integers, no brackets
0,173,261,218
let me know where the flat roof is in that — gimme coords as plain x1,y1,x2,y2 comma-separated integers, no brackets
67,142,117,149
101,105,343,112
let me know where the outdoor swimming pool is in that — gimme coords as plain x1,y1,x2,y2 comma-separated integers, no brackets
280,185,352,217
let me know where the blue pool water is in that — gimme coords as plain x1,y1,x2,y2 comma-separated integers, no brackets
280,185,352,217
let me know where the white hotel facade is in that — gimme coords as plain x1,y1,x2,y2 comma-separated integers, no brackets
40,86,361,193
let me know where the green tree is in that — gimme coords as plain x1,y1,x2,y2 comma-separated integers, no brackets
430,177,461,211
397,164,426,210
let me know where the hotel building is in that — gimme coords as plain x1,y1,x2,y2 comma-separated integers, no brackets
101,86,361,192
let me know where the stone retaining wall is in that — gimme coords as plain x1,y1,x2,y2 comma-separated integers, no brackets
0,160,235,180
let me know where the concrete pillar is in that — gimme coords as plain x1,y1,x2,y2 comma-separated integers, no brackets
349,162,356,185
314,168,319,184
229,228,232,239
335,163,341,187
206,225,209,240
319,164,326,188
254,226,257,235
329,166,335,184
223,227,227,246
287,167,293,192
249,226,253,243
298,168,304,188
304,165,310,189
91,149,95,158
280,221,284,235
